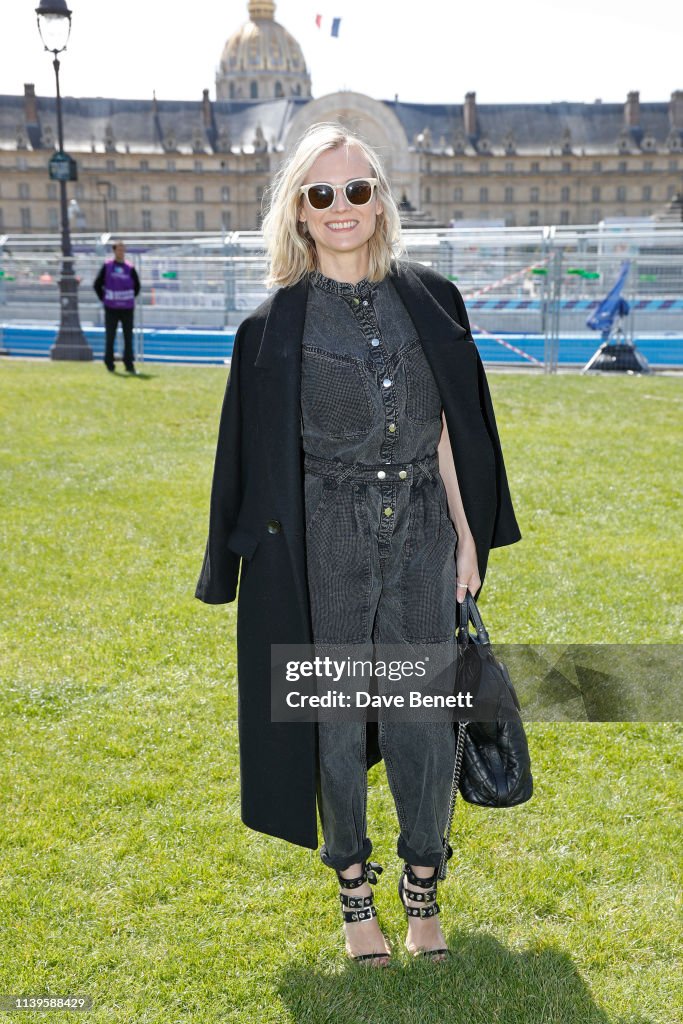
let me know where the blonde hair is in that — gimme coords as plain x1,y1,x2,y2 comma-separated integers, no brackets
261,122,404,289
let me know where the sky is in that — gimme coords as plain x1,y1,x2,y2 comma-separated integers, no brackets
2,0,681,105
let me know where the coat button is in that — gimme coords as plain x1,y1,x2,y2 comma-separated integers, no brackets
266,519,281,533
370,338,380,346
388,423,396,432
382,378,392,388
399,470,407,479
377,470,386,479
383,507,393,517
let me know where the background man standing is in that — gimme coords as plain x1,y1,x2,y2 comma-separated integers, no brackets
93,240,141,373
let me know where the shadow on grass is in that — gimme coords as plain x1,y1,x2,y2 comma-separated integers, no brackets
279,930,652,1024
109,368,155,380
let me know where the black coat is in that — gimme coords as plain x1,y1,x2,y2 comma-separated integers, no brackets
195,260,522,850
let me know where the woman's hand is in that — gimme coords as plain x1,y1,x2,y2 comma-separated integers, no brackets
455,533,481,603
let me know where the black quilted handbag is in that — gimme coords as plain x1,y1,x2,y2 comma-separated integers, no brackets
438,593,533,879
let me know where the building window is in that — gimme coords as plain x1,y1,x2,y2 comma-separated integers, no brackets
424,187,431,203
642,185,652,201
109,210,119,230
275,81,284,97
561,186,570,202
529,210,539,225
18,183,30,199
167,159,176,172
562,161,572,173
75,184,84,199
140,159,149,171
453,187,463,202
141,185,151,201
504,212,516,226
194,160,203,173
560,210,570,225
452,210,463,221
618,160,628,173
47,183,57,199
106,159,116,172
142,209,152,230
479,186,488,203
530,187,540,202
669,159,679,172
453,162,463,174
593,160,602,172
592,208,601,222
221,210,231,230
505,161,514,173
666,185,676,199
531,161,540,173
21,207,31,229
194,186,204,203
592,186,601,202
169,210,178,230
221,185,230,202
479,161,489,174
48,208,58,230
643,160,653,172
504,186,514,203
616,186,627,202
168,185,177,202
195,210,205,230
17,156,27,170
250,81,258,99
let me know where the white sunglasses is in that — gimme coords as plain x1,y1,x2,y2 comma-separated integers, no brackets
299,177,379,210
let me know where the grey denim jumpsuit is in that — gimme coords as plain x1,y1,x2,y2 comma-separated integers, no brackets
301,269,459,871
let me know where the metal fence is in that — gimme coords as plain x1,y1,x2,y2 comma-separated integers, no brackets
1,222,682,368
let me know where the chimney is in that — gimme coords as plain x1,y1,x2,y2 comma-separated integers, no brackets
24,83,38,125
464,92,477,138
202,88,212,127
624,90,640,127
669,90,683,131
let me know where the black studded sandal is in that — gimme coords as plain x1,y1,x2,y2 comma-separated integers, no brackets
336,860,391,964
398,862,451,960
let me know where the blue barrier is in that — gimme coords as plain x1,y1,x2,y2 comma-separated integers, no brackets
1,324,681,366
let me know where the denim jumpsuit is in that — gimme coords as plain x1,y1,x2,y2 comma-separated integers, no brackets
301,269,459,871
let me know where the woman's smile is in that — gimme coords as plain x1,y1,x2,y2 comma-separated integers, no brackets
325,220,359,232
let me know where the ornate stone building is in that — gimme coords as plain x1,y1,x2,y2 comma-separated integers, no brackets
0,0,681,234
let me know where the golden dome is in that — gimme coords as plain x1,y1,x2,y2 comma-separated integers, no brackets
217,1,311,101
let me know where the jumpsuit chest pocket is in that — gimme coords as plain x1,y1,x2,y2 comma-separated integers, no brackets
401,339,443,423
301,346,374,439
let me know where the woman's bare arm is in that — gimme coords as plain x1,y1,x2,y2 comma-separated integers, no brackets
437,409,481,599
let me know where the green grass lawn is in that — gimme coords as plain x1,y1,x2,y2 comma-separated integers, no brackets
1,360,681,1023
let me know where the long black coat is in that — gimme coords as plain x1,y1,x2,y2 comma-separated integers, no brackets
195,260,522,850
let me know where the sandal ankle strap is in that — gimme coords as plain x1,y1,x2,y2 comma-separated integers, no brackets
403,863,438,889
336,859,383,889
339,890,378,923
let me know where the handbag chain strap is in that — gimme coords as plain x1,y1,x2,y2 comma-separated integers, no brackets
438,718,468,880
438,595,486,880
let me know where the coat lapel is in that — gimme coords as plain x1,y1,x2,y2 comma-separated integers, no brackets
253,278,312,631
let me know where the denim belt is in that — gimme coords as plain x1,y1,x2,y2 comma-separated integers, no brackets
303,450,440,487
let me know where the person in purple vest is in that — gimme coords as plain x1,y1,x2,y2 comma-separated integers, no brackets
93,240,141,373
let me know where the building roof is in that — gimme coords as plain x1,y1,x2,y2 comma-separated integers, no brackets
1,89,681,156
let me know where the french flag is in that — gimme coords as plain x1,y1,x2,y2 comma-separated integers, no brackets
315,14,342,36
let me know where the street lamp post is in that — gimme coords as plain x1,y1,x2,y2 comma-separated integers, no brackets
36,0,91,360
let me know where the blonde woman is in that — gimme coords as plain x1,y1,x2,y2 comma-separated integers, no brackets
195,122,522,966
